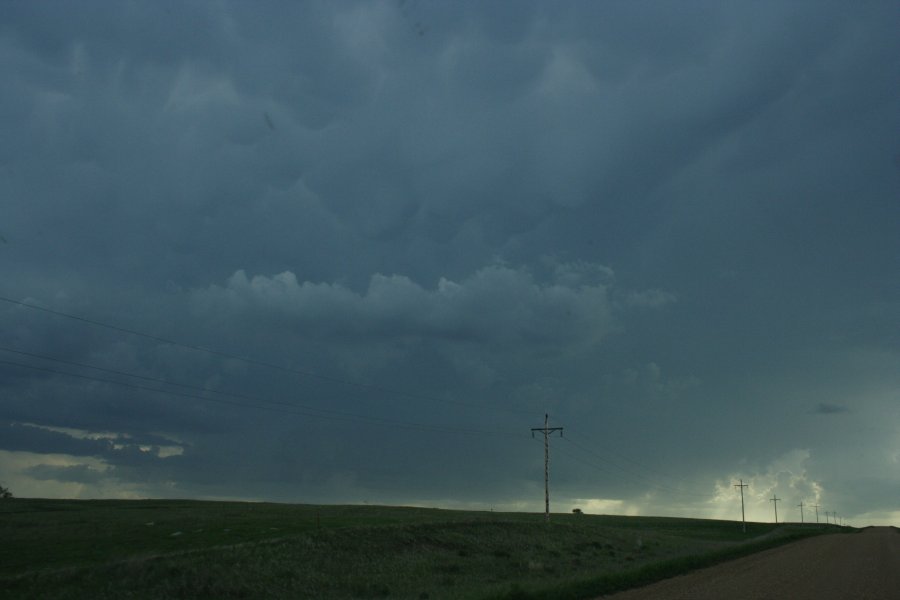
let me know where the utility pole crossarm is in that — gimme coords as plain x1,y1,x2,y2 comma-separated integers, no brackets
531,428,565,436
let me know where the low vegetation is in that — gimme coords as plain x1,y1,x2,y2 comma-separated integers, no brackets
0,498,844,599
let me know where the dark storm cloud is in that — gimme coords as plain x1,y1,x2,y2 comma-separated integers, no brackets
813,402,850,415
191,261,620,346
2,421,105,457
25,463,109,484
1,1,898,521
2,421,184,460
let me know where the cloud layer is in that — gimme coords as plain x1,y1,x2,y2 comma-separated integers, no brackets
193,261,620,347
1,1,898,524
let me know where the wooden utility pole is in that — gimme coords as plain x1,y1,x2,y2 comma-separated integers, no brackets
531,413,563,523
812,503,820,523
797,500,805,523
770,494,781,523
734,479,749,533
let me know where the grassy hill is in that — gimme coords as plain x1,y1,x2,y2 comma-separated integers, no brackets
0,498,840,599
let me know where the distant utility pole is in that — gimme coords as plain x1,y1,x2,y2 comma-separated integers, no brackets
798,500,804,523
531,413,563,523
825,511,831,524
734,479,749,533
770,494,782,523
812,503,820,523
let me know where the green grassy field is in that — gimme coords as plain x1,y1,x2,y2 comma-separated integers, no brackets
0,498,842,599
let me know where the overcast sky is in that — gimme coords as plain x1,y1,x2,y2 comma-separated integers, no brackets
1,1,898,526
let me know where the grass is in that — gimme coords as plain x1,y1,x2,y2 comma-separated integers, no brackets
0,498,844,599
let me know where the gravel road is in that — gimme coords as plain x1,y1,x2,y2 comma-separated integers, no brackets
600,527,900,600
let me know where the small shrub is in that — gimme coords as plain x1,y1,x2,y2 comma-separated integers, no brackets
436,564,462,574
351,581,390,597
504,583,529,600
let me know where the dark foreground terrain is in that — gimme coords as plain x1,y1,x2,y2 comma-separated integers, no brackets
0,498,843,599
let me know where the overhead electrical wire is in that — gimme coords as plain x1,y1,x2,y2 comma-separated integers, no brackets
1,295,717,492
565,429,712,488
525,419,712,500
559,435,712,499
555,443,711,500
568,427,718,493
0,358,527,439
0,346,264,404
0,295,536,417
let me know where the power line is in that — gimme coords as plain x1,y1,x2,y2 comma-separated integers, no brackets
563,437,703,498
555,441,713,503
561,435,711,500
563,436,678,493
0,345,422,427
0,359,526,439
0,347,393,424
552,443,683,500
553,442,628,479
0,295,535,417
552,442,742,523
564,428,712,494
0,346,264,405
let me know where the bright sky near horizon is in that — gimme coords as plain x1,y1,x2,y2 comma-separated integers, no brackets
1,1,898,526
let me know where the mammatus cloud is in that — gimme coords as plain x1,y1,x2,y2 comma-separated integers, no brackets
623,290,678,309
813,402,849,415
191,261,660,348
621,362,700,398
